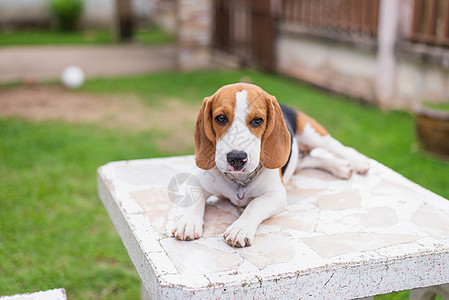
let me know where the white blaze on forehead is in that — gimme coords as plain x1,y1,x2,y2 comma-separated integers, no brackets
235,90,249,116
232,90,250,150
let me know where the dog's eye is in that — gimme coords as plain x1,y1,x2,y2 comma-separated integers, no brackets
214,115,227,125
250,117,264,127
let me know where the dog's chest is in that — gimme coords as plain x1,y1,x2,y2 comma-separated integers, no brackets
215,177,255,207
199,169,257,207
227,190,253,207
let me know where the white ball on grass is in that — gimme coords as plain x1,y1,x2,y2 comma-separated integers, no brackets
61,66,85,89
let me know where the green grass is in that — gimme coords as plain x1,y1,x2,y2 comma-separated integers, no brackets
0,120,173,299
421,101,449,113
0,27,173,47
136,27,174,45
1,70,448,299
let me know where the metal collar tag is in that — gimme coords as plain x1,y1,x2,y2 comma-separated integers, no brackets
222,163,263,200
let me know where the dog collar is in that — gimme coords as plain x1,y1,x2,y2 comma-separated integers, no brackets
221,163,264,200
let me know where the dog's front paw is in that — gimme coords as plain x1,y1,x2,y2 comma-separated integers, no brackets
171,215,203,241
223,219,256,248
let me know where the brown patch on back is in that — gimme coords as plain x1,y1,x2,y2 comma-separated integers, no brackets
297,111,329,136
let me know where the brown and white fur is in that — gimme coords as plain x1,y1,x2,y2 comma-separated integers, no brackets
171,83,369,247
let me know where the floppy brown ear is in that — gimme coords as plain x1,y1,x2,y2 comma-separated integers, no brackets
260,93,291,169
195,96,216,170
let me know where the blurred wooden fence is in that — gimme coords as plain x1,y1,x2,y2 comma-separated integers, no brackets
212,0,449,72
412,0,449,47
280,0,379,37
213,0,275,70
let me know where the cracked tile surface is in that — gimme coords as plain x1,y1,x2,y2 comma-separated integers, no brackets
98,156,449,299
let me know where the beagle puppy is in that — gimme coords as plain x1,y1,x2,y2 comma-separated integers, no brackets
171,83,369,247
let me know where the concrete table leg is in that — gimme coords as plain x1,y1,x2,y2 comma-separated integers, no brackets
141,281,151,300
410,283,449,300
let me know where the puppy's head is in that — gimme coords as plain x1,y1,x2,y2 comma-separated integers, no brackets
195,83,291,173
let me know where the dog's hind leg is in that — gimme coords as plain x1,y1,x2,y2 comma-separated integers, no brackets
297,148,353,179
297,122,369,175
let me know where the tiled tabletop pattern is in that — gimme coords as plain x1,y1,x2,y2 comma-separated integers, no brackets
98,156,449,299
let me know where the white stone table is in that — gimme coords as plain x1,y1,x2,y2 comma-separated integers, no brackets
97,156,449,299
1,288,67,300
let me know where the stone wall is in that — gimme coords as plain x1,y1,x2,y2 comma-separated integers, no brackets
176,0,212,70
153,0,177,34
277,31,378,104
395,43,449,108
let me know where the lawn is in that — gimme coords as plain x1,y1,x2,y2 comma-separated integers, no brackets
0,27,173,47
0,70,448,299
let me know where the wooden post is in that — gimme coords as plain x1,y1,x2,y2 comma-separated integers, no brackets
115,0,134,42
397,0,414,39
375,0,399,108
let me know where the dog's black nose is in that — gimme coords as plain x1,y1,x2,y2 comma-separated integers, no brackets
227,150,248,171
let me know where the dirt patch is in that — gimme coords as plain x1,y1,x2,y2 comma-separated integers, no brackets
0,86,148,128
0,86,198,129
0,85,199,151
